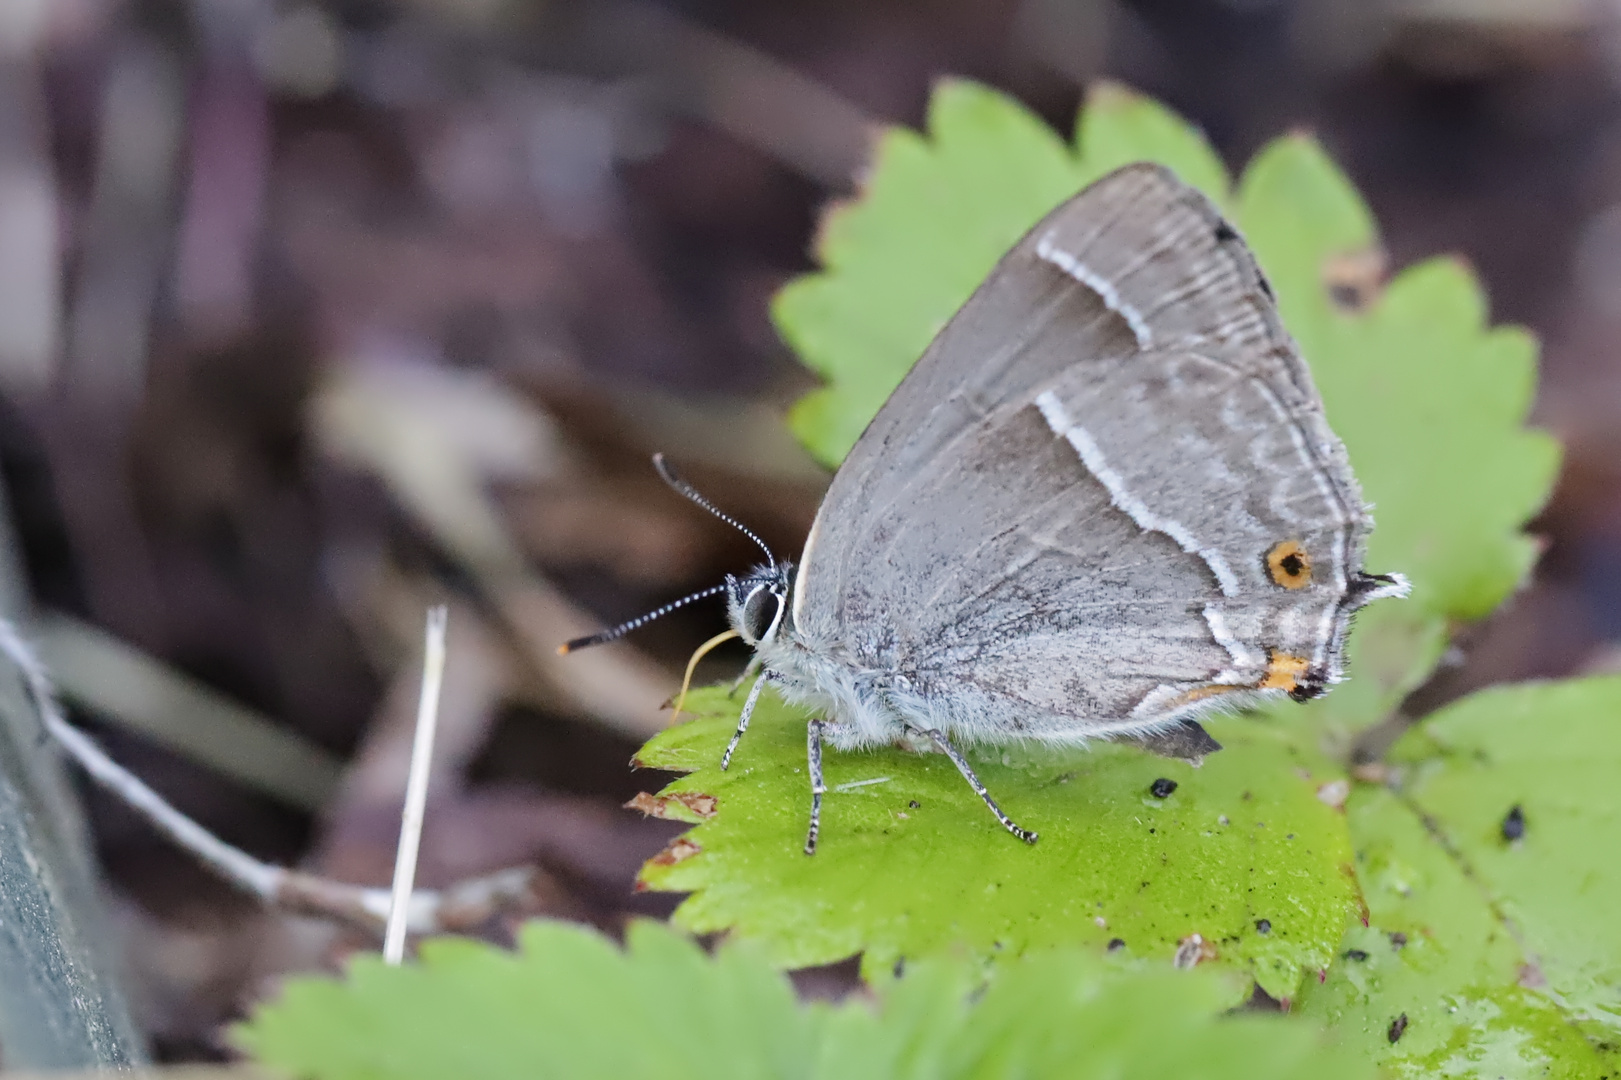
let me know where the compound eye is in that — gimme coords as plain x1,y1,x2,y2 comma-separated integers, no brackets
741,585,781,643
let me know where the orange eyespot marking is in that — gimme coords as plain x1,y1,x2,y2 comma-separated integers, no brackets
1161,653,1316,716
1258,652,1310,693
1265,540,1313,589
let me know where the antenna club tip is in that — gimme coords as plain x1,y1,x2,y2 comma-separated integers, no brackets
556,643,571,655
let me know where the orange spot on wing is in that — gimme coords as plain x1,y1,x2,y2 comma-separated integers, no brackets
1259,651,1310,693
1162,651,1313,713
1174,684,1244,707
1265,540,1313,589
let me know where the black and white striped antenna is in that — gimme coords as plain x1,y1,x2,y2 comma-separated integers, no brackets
557,583,729,654
652,453,776,568
557,454,775,655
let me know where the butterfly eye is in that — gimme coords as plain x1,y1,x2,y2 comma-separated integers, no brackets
741,585,781,643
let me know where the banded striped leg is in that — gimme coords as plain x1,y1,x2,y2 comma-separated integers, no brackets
721,671,770,770
915,727,1038,844
805,718,831,855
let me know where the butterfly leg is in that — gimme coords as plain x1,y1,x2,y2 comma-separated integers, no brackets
805,717,833,855
914,727,1038,844
721,670,772,770
727,655,762,697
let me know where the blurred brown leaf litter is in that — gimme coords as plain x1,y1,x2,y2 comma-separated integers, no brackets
1,0,1620,1063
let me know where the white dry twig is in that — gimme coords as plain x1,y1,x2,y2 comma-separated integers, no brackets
383,605,448,963
0,616,537,938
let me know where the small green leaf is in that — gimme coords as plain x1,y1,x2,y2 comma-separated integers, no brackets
240,918,1372,1080
638,688,1357,1000
1295,678,1621,1076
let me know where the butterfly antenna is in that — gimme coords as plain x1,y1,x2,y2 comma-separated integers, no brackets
557,583,729,654
653,453,776,567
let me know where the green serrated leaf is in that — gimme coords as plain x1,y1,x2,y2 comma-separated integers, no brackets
238,920,817,1080
638,688,1357,999
1072,81,1231,201
1294,678,1621,1076
240,917,1372,1080
908,948,1370,1080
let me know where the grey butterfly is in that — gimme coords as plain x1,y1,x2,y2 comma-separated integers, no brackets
565,163,1407,854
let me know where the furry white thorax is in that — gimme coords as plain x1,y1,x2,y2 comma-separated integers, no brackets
728,563,906,751
728,564,1279,754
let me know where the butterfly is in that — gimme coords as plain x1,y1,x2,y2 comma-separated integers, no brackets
564,164,1406,853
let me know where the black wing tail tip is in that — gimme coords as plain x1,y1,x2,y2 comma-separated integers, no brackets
1289,674,1329,703
1351,571,1411,605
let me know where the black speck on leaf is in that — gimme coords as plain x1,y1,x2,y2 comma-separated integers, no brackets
1255,919,1271,934
1107,938,1125,952
1149,777,1177,798
908,800,920,809
1388,1013,1409,1043
1328,282,1361,310
1389,931,1407,949
1345,949,1369,962
1501,804,1525,841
